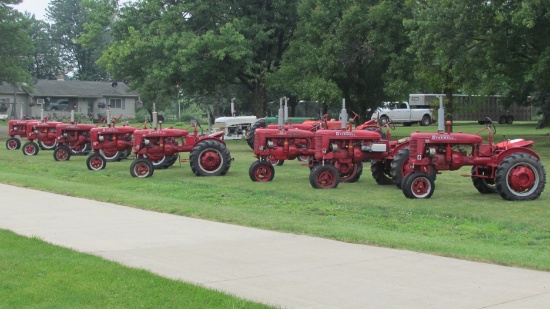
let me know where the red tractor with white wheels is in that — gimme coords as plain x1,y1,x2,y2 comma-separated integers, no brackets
129,123,231,178
86,125,138,170
53,123,96,161
21,120,62,155
6,119,37,150
396,119,546,200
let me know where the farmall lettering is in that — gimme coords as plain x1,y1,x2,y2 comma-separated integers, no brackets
335,132,356,136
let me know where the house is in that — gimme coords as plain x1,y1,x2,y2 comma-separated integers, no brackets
0,75,140,120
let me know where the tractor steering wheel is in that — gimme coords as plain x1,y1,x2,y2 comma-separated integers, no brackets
485,117,496,134
387,117,396,130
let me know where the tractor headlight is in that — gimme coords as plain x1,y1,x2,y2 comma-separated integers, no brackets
63,133,68,138
143,138,150,146
13,127,17,131
34,129,39,134
98,136,104,142
330,143,339,151
267,140,274,148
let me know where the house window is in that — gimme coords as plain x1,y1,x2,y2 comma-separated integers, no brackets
109,98,124,109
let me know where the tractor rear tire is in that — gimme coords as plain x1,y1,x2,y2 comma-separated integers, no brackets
246,118,266,149
402,172,435,199
99,149,121,162
70,143,91,156
334,161,362,183
6,138,20,150
310,164,340,189
371,161,393,185
267,155,284,166
297,155,311,162
53,145,72,161
249,160,275,182
87,154,107,171
471,166,497,194
130,158,154,178
190,140,231,176
38,140,57,150
495,153,546,201
22,142,39,156
163,154,179,168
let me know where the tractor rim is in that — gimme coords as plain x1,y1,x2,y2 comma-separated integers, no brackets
24,144,36,155
134,161,151,177
333,161,354,179
316,168,336,188
40,140,56,148
199,149,223,172
100,149,118,159
506,162,538,196
267,156,279,165
90,157,104,170
56,149,69,160
253,164,272,181
410,176,432,198
7,140,17,150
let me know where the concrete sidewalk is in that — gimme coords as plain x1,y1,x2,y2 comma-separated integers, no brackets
1,183,549,308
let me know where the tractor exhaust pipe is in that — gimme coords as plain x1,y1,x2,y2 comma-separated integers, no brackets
437,95,445,132
284,96,289,124
106,104,111,125
70,110,75,123
278,97,284,129
340,98,348,130
231,98,236,117
152,103,158,129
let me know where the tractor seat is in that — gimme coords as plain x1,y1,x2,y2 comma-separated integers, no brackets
495,139,534,150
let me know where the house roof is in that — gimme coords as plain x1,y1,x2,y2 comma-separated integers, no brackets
32,80,139,98
0,82,29,94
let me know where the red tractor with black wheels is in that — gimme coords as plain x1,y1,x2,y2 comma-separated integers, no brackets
396,119,546,200
129,124,231,178
86,125,138,170
6,119,37,150
21,120,62,156
53,123,96,161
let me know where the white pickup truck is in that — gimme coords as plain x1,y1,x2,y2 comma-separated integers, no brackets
371,102,434,126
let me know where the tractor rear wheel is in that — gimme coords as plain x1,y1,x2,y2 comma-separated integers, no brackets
53,146,72,161
130,158,154,178
390,147,437,188
371,161,393,185
402,172,435,199
246,118,266,149
87,154,106,170
38,140,57,150
495,153,546,200
267,155,284,166
334,161,362,183
190,140,231,176
22,142,39,156
163,154,179,168
310,164,340,189
471,166,497,194
249,160,275,182
99,149,121,162
70,143,91,155
297,155,311,162
6,138,20,150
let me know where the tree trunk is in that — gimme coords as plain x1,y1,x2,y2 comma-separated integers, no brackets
252,81,267,118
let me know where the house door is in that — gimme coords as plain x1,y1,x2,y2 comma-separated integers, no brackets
87,99,94,117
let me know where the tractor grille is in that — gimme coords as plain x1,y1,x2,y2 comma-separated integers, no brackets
410,139,418,157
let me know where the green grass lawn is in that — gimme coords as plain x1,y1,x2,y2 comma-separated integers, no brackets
0,229,272,309
1,122,549,273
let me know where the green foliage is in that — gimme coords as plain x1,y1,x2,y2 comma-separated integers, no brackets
25,15,64,79
0,0,33,85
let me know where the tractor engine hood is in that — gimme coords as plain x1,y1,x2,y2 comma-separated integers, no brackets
315,129,382,140
410,132,483,144
255,128,316,139
133,128,189,138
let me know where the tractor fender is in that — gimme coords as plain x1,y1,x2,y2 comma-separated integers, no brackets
389,139,410,158
496,147,540,163
196,136,227,147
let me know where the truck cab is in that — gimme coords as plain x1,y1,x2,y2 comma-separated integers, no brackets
371,101,434,126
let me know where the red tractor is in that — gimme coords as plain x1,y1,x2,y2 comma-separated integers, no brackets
53,123,96,161
129,122,231,178
86,125,138,170
395,119,546,200
6,119,37,150
21,120,62,155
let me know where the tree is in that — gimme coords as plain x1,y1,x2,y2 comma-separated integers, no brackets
26,15,64,79
0,0,33,85
47,0,108,80
98,0,298,117
269,0,410,121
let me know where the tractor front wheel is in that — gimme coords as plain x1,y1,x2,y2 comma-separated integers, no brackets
402,172,435,199
190,140,231,176
53,146,72,161
130,158,154,178
371,161,393,185
87,154,107,171
38,140,57,150
310,164,340,189
495,153,546,201
249,160,275,182
22,142,40,156
6,138,20,150
471,166,497,194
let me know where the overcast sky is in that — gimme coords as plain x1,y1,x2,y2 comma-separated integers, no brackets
13,0,50,21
